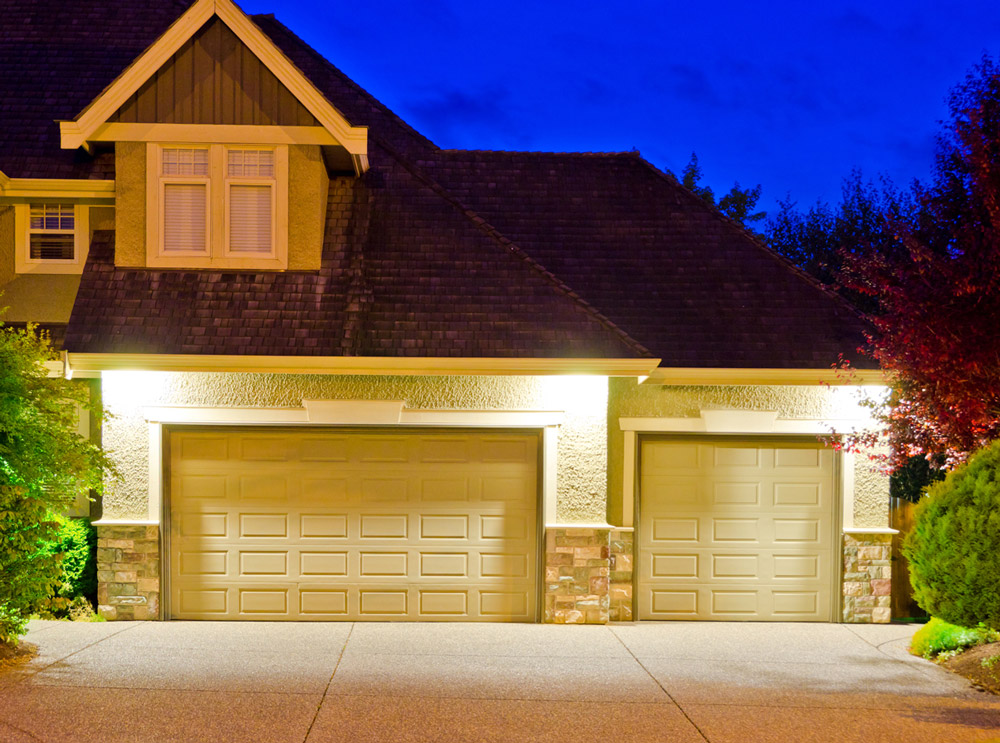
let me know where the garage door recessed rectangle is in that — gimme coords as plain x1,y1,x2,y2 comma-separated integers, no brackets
481,515,527,540
652,518,698,542
774,448,821,468
712,591,758,614
651,554,698,578
773,591,819,615
773,554,820,579
361,514,408,539
239,551,288,577
179,551,227,576
300,590,348,615
480,553,527,578
714,482,759,505
774,483,821,507
420,515,468,539
712,519,758,542
360,590,408,615
181,512,227,538
239,589,287,614
176,475,226,500
712,554,758,578
480,592,527,617
360,552,408,576
180,588,227,614
420,553,468,577
300,552,348,576
238,475,288,501
300,514,347,539
421,478,469,502
773,519,820,543
240,513,287,538
419,591,468,616
651,590,697,614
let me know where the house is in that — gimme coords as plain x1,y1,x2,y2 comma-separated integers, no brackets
0,0,893,625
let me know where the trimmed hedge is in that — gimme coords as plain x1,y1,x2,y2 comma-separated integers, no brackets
903,441,1000,630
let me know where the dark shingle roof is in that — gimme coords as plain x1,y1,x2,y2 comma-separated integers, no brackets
66,145,647,359
421,150,872,369
0,0,195,179
4,1,869,368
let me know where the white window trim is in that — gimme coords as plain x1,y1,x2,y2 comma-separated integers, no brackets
13,203,90,275
146,143,288,270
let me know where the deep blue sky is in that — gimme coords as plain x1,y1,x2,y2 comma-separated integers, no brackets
241,0,1000,215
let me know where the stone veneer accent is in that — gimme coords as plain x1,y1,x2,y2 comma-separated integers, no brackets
609,528,634,621
842,532,893,623
96,523,161,621
543,527,610,624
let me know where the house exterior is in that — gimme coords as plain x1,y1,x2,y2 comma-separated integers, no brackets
0,0,893,625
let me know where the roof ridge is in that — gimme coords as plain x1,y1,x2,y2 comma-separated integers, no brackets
630,155,870,325
378,143,654,359
251,13,439,153
439,149,639,158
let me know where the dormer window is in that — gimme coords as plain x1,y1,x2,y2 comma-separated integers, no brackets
147,143,287,269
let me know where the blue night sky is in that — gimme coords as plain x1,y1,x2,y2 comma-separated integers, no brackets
240,0,1000,214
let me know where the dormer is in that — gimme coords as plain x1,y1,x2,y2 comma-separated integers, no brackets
57,0,368,271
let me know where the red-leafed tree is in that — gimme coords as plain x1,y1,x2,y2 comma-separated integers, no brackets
840,55,1000,471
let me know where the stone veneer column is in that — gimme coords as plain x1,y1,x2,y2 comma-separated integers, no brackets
95,522,161,621
842,531,894,623
543,527,610,624
609,528,634,621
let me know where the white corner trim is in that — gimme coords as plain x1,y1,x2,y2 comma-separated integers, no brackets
148,423,163,523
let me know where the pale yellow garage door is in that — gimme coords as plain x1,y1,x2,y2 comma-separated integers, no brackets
638,438,837,621
168,428,538,621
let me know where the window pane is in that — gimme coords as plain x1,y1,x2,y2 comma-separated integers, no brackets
163,148,209,176
29,233,74,260
29,204,74,231
228,149,274,178
163,183,208,253
229,184,272,253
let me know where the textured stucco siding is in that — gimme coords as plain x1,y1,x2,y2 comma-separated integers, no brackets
114,141,146,267
102,373,609,524
0,205,14,287
90,206,115,234
287,145,327,271
607,378,889,528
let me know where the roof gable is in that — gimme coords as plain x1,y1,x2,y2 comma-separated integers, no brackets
108,17,318,128
58,0,368,169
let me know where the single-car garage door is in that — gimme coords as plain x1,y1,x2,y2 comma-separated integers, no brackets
638,437,837,621
168,428,539,621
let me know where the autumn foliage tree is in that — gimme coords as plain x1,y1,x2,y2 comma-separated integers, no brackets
839,55,1000,470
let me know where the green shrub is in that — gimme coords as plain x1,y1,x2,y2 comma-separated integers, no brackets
0,324,111,645
903,440,1000,630
31,516,97,618
911,617,1000,659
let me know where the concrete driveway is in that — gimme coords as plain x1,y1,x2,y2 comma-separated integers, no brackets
1,620,998,743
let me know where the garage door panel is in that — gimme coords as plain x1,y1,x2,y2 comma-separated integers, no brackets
170,429,537,621
639,438,835,622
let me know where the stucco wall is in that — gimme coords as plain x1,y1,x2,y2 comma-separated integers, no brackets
114,141,146,267
0,205,14,288
287,145,328,271
90,206,115,234
101,372,609,524
607,378,889,528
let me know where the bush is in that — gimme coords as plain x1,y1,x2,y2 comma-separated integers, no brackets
31,517,97,618
0,323,111,645
911,617,1000,659
903,440,1000,630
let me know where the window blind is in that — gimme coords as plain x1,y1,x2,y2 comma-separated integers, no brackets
228,184,272,253
163,183,207,253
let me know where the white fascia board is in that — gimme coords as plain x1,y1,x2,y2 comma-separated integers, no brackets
643,367,886,386
0,176,114,201
67,352,659,377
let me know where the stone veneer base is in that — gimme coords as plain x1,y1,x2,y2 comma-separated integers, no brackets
842,532,893,623
95,523,161,621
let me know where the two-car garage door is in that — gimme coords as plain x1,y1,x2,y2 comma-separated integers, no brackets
638,437,837,621
167,428,539,621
